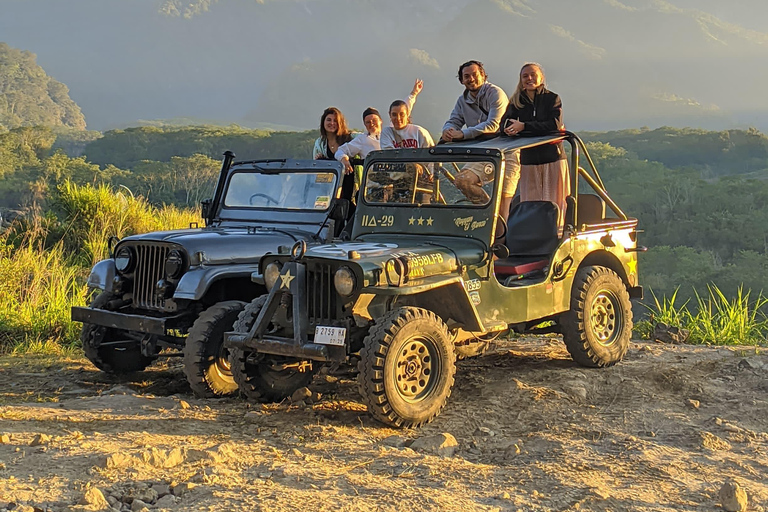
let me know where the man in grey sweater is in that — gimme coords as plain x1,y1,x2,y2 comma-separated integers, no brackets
442,60,508,142
442,60,519,217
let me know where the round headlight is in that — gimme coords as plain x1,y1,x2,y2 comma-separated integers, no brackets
334,266,357,296
264,262,282,290
164,249,185,279
114,247,134,274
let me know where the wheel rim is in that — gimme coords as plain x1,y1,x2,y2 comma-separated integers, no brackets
589,289,623,347
214,346,233,378
394,336,440,403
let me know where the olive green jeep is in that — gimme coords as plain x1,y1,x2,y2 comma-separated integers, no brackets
225,132,644,427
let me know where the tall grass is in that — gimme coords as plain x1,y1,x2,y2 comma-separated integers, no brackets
636,285,768,345
56,181,200,265
0,182,199,353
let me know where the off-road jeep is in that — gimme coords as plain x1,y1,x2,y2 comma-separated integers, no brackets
71,152,349,397
225,132,644,426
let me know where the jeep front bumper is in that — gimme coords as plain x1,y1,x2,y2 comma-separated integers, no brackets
71,307,167,335
224,333,336,362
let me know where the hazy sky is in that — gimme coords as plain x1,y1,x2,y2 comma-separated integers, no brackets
2,0,767,134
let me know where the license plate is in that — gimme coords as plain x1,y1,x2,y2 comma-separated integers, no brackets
314,326,346,346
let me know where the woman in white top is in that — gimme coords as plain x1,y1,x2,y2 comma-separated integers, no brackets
380,99,434,150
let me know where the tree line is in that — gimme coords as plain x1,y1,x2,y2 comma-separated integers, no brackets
1,124,767,307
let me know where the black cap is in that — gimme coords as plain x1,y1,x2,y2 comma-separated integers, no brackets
362,107,381,120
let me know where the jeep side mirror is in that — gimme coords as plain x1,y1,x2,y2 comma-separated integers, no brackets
330,199,351,238
330,199,350,222
201,199,211,221
491,243,509,260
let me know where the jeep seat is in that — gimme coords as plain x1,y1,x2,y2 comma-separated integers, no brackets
494,200,559,281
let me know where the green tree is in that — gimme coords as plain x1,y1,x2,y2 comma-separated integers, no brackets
0,43,86,130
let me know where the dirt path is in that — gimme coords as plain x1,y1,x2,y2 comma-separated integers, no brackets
1,338,767,512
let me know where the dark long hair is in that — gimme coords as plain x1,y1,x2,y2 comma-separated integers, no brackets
319,107,352,143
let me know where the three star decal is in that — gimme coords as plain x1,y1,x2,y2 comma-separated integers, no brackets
408,216,434,226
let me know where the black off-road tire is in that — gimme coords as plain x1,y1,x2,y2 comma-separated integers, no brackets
561,266,632,368
81,292,154,374
358,307,456,428
183,301,246,398
230,296,317,402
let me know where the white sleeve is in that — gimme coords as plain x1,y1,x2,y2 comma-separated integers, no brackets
380,128,396,150
405,92,417,114
420,127,435,148
334,134,363,160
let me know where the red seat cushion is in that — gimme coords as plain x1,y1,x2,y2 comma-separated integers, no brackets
494,259,548,276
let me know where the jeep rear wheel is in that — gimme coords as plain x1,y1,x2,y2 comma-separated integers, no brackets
183,301,246,398
561,266,632,367
358,307,456,428
230,296,317,402
81,292,154,374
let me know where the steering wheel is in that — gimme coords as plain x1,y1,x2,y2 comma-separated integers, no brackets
494,213,508,241
249,193,279,206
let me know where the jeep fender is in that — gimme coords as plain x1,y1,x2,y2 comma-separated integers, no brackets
174,264,262,301
87,259,116,293
362,278,483,332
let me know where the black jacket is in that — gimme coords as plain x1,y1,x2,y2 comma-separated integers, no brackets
500,87,564,165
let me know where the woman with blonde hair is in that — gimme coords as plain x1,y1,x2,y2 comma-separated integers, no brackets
501,62,568,233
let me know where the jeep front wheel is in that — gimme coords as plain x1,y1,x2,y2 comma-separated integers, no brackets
183,301,246,398
358,307,456,428
561,266,632,367
81,292,154,374
230,296,317,402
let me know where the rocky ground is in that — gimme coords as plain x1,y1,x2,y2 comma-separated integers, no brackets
1,338,767,512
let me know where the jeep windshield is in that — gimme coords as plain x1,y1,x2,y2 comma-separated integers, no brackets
362,158,496,207
224,170,337,211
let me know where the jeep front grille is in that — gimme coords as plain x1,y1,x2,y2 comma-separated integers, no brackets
132,243,171,310
306,262,340,326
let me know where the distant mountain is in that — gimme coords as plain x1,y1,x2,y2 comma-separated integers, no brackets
1,0,765,132
0,43,86,130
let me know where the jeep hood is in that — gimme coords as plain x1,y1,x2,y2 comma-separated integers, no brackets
121,226,316,266
303,239,486,280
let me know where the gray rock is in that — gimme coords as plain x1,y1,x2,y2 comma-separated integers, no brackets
291,387,312,402
154,495,176,509
381,435,408,448
654,322,689,344
130,499,148,512
126,488,157,505
474,427,495,437
171,483,196,497
738,358,763,370
719,479,748,512
151,484,170,498
410,433,458,457
106,496,119,507
79,487,110,510
106,385,136,395
29,434,51,447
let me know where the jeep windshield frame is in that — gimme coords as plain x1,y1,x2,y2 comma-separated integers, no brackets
214,159,345,226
